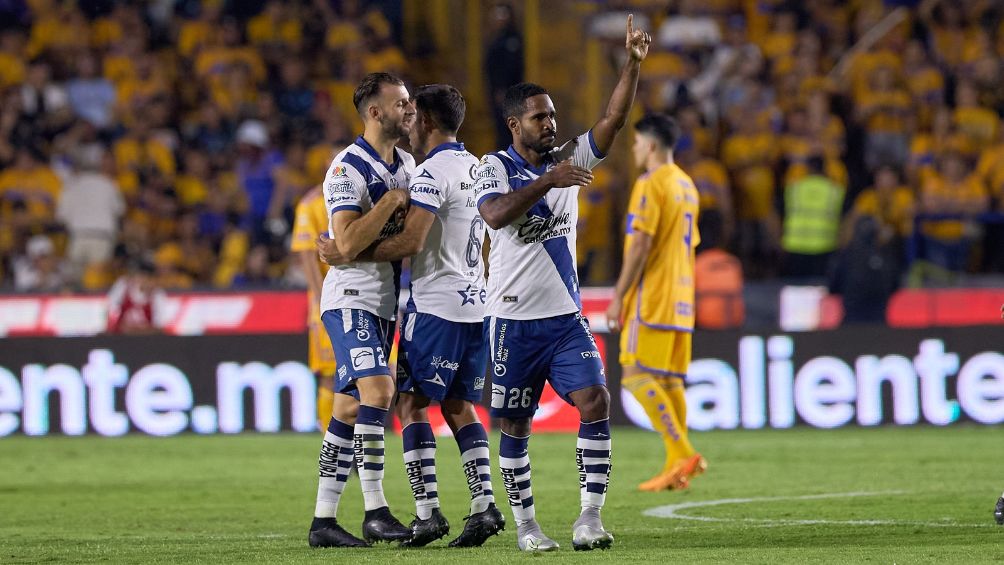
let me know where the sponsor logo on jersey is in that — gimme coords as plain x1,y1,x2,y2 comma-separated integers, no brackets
327,179,354,194
580,350,601,359
516,212,572,244
502,296,518,303
428,373,446,386
349,347,375,370
473,376,485,391
332,165,347,177
343,289,359,296
411,184,441,196
430,356,460,372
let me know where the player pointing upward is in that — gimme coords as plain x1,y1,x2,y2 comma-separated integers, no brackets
473,15,650,552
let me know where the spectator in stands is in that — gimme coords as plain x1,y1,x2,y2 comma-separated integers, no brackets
781,154,845,279
0,145,61,225
66,51,116,131
952,80,998,158
232,244,275,287
916,141,989,277
829,216,900,324
12,234,68,292
20,58,73,141
485,2,523,147
113,117,175,201
856,65,911,171
842,164,914,254
55,148,123,279
235,119,283,244
722,108,780,278
106,258,167,334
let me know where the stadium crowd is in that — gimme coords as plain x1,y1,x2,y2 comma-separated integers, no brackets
1,0,1004,294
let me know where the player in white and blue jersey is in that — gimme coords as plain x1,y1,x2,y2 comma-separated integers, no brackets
318,84,504,548
473,15,651,552
308,72,416,548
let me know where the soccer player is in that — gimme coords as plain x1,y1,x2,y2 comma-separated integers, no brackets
290,185,338,429
307,72,415,548
319,84,504,548
472,15,650,552
605,114,707,492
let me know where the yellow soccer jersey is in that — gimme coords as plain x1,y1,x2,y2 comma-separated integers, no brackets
290,187,330,279
624,163,700,331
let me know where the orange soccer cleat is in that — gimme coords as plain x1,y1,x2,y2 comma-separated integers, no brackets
678,453,708,480
638,468,689,492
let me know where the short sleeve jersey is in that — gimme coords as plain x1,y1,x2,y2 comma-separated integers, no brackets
320,136,415,320
474,131,604,320
623,163,701,331
407,142,485,323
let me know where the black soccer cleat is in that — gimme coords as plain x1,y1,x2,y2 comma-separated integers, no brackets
448,503,506,547
362,506,413,543
308,517,370,548
401,508,450,547
995,494,1004,525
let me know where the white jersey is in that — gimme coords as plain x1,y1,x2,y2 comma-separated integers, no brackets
320,136,416,320
473,131,604,320
407,142,485,323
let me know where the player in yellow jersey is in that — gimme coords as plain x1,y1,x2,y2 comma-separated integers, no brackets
291,185,338,429
606,114,707,491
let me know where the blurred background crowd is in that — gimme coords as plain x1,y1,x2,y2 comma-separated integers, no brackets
2,0,1004,313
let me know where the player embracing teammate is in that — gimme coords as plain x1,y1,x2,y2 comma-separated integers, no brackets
305,13,651,552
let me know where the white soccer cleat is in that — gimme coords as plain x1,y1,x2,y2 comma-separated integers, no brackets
572,523,614,551
518,531,560,552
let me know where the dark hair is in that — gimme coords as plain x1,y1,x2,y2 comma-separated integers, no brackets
353,72,405,114
502,82,548,120
634,114,681,150
414,84,466,134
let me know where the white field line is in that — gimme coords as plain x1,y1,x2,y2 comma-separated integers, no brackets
644,491,994,528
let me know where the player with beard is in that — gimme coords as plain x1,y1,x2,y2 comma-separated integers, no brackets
473,15,651,552
319,84,504,547
308,72,415,548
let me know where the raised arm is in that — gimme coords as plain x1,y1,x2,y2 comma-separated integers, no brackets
589,14,651,155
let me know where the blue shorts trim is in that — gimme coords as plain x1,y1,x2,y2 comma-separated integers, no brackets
321,309,395,399
486,312,606,419
398,312,485,403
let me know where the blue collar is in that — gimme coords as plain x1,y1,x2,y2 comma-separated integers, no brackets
506,145,551,176
354,135,401,172
425,141,464,160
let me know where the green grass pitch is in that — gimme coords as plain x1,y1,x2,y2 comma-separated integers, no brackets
1,426,1001,564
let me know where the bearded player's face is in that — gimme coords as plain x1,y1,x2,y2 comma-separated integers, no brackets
514,94,557,154
375,84,415,139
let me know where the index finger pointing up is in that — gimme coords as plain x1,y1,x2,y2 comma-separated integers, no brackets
627,13,633,35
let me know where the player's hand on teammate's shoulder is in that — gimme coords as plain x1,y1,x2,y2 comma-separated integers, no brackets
625,13,652,62
543,159,593,189
316,233,350,266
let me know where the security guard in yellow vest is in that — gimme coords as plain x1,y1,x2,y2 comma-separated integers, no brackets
782,155,845,278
